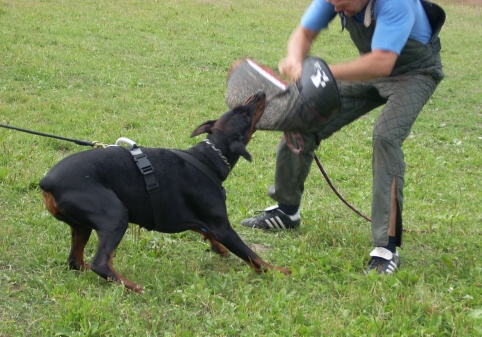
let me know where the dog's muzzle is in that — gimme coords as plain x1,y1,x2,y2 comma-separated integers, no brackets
225,57,340,133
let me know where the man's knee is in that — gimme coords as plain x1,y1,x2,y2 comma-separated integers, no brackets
372,136,406,174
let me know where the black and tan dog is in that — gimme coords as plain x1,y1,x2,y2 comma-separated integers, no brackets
40,91,290,293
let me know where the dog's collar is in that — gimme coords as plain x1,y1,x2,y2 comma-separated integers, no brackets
203,139,231,171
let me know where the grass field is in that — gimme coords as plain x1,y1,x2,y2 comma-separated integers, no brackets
1,0,481,336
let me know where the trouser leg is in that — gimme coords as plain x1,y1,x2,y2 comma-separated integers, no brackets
268,132,318,206
371,137,405,246
370,74,439,246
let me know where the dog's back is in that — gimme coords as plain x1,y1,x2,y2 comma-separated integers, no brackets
40,145,229,232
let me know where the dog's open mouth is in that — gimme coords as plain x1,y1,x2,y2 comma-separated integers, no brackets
243,90,266,135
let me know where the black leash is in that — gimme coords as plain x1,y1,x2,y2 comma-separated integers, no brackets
0,124,106,148
314,154,371,222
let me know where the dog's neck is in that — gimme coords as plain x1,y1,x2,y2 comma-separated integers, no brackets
188,141,232,182
203,139,231,171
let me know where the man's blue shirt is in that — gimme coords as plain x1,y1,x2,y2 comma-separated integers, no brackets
300,0,432,55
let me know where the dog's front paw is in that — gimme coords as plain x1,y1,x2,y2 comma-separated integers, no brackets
275,266,292,275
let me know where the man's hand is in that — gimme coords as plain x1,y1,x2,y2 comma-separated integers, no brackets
279,57,303,82
279,26,318,82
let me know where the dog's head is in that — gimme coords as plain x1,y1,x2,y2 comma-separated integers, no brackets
191,90,266,162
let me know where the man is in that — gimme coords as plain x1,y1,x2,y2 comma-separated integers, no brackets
241,0,445,274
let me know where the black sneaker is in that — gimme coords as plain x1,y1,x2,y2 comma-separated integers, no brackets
365,247,400,275
240,205,300,230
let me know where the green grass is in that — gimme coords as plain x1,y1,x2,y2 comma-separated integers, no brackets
1,0,481,336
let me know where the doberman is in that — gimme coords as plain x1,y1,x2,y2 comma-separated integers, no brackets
39,91,291,293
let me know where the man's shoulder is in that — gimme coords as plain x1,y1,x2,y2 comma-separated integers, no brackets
301,0,337,32
376,0,415,13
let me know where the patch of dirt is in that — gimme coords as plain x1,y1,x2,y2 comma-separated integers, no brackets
249,243,270,253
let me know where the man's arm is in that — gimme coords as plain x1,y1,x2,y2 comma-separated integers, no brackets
279,25,398,82
278,26,319,82
329,49,398,81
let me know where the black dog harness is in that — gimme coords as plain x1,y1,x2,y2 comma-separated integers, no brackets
114,137,163,228
116,137,226,230
170,149,226,201
129,146,163,227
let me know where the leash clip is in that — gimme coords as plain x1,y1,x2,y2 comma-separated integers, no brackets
115,137,138,150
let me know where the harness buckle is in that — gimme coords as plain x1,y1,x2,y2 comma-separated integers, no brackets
119,138,162,229
133,153,154,175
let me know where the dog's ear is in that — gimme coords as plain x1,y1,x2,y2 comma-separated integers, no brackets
230,141,252,162
191,120,217,137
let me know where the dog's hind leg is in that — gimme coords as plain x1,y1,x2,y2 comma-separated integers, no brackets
68,225,92,270
88,205,144,294
90,222,144,293
51,189,143,293
41,190,92,270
